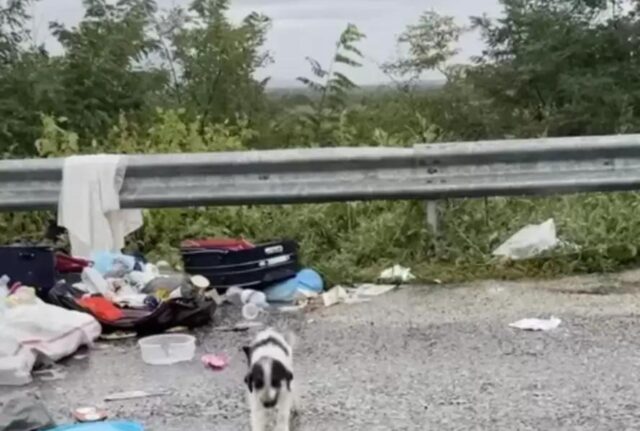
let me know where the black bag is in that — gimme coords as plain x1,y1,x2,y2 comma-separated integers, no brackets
180,240,299,290
0,245,57,299
48,281,216,336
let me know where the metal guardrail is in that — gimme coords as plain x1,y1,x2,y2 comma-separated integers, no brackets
2,134,640,212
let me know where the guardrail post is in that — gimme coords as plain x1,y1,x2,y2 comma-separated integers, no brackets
425,200,439,235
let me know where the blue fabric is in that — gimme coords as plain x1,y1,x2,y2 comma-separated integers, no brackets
47,421,143,431
264,268,324,302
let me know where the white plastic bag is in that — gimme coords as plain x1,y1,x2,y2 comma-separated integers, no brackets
0,299,101,386
493,218,559,260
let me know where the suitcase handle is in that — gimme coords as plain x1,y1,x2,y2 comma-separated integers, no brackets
18,251,36,260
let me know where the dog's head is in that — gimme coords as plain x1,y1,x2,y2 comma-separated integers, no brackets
244,356,293,409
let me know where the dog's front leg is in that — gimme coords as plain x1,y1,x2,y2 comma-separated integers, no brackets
249,398,266,431
275,392,293,431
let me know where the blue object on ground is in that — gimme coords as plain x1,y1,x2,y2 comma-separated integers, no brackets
47,421,143,431
264,268,324,302
91,251,137,275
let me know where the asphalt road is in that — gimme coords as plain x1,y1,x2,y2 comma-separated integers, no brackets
8,270,640,430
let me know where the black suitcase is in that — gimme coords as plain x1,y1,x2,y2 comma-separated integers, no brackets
0,245,57,298
180,240,298,290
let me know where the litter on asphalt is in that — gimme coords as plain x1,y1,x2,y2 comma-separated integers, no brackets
322,284,398,307
201,354,229,371
509,317,562,331
104,390,169,402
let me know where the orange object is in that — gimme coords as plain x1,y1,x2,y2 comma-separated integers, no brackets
77,297,124,322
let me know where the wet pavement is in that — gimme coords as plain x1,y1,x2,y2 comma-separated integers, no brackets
7,271,640,430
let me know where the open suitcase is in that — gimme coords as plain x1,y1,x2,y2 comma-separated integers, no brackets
47,281,216,335
180,239,299,290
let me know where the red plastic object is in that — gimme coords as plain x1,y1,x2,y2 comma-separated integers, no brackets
180,238,254,250
56,253,91,273
77,297,124,322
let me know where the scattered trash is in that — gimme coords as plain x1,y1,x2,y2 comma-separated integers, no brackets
48,421,143,431
355,284,397,297
379,265,416,283
264,269,324,303
190,275,210,289
99,332,136,341
322,286,350,307
201,354,229,371
0,274,9,299
73,407,108,423
33,367,68,382
73,354,89,360
138,334,196,365
165,326,189,334
214,322,263,332
274,303,308,313
493,218,559,260
91,252,137,277
509,317,562,331
322,284,398,307
104,390,168,402
227,288,269,320
204,288,224,306
0,392,55,431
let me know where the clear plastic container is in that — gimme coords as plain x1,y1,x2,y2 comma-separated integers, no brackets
138,334,196,365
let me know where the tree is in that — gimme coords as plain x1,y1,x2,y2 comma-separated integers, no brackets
468,0,640,137
165,0,272,132
384,11,464,81
0,0,59,157
50,0,166,141
297,23,366,145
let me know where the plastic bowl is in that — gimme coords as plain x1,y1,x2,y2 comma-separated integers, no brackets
138,334,196,365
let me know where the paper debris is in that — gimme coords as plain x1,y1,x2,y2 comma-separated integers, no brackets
355,284,396,297
509,317,562,332
322,284,397,307
322,286,350,307
104,390,168,402
379,265,415,283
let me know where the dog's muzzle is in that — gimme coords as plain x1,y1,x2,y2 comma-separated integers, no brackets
262,397,278,409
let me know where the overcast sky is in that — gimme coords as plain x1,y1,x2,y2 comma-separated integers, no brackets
32,0,502,86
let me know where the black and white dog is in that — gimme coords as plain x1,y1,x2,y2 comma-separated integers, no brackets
243,328,297,431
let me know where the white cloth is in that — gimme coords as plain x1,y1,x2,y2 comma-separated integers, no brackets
58,155,143,258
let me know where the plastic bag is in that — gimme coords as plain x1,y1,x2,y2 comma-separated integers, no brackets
493,219,559,260
0,300,101,386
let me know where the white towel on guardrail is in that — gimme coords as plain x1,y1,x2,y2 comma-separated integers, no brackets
57,155,143,258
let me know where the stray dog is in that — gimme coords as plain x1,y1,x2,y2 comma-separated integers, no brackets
243,328,297,431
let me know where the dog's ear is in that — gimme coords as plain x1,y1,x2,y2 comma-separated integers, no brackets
272,359,294,391
242,345,251,363
284,369,293,391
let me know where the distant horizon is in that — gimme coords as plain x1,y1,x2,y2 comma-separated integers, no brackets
265,77,447,90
